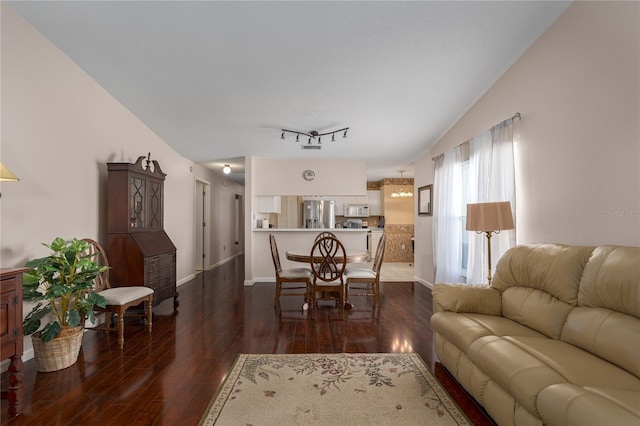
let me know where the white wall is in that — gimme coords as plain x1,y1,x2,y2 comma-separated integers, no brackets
253,158,367,196
413,1,640,285
192,163,245,270
1,3,190,278
0,4,244,362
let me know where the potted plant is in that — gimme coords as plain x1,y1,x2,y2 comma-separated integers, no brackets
23,237,107,372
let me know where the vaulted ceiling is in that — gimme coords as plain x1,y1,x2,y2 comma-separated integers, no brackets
8,1,570,184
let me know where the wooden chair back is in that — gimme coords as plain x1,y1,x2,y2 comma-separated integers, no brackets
82,238,111,291
372,234,387,274
310,236,347,283
269,234,283,274
314,231,337,243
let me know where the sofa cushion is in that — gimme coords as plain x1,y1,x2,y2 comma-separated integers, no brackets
562,307,640,377
468,335,567,416
502,286,573,338
431,311,545,354
431,283,501,315
492,244,595,306
578,245,640,317
467,334,640,418
501,336,640,390
538,383,640,426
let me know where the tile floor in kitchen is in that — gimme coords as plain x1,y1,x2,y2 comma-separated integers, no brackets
352,261,414,281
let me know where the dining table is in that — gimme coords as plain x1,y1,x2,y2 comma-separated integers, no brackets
285,248,369,310
284,248,369,264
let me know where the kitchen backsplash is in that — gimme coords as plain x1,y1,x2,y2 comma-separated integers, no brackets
383,224,414,262
335,215,382,228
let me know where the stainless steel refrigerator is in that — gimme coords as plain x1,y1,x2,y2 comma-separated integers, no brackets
301,200,335,229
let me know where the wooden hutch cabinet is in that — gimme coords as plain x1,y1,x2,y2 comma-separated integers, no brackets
107,155,178,307
1,268,28,417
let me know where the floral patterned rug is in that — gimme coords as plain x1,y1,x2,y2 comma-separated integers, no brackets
199,353,470,425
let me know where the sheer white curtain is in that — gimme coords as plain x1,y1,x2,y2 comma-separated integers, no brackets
466,119,517,284
433,117,517,285
433,147,464,283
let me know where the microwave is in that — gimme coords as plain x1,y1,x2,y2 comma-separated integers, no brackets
344,204,370,218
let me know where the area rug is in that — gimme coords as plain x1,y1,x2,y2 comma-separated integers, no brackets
199,353,471,425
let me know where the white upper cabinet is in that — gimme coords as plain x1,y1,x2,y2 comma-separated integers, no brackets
367,190,382,215
257,196,282,213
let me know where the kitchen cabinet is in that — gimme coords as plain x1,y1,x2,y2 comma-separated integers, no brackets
257,196,282,213
107,155,178,307
367,190,382,215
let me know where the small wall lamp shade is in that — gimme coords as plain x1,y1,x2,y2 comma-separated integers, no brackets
222,165,231,175
466,201,514,232
0,162,20,182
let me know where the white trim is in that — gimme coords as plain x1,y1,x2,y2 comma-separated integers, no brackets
415,276,434,289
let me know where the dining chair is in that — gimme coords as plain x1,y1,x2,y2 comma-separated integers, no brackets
314,231,337,242
309,235,347,308
345,234,387,305
269,234,312,307
82,238,153,349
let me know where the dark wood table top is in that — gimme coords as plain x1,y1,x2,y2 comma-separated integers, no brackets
285,249,369,264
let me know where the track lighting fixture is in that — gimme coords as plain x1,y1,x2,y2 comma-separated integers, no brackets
280,127,349,150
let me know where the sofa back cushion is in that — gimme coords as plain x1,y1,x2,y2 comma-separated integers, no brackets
577,246,639,317
561,245,640,376
492,244,595,338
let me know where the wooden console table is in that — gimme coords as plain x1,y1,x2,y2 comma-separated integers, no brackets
1,267,28,417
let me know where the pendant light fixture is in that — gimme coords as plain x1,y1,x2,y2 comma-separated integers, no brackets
391,170,413,198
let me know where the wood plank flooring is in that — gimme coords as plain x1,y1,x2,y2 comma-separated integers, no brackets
2,255,493,425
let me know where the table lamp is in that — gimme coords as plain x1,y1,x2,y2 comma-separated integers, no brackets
466,201,514,285
0,162,20,182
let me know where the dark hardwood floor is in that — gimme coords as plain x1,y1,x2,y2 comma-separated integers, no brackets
2,256,493,425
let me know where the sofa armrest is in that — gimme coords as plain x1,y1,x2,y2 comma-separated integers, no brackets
432,283,502,315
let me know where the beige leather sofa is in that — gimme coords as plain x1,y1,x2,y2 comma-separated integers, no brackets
431,244,639,426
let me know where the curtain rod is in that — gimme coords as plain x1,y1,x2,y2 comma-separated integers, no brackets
432,112,521,160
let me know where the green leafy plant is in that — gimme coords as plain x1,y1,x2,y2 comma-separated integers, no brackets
23,237,107,342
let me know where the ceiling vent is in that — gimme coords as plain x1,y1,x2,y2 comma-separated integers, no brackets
301,145,321,150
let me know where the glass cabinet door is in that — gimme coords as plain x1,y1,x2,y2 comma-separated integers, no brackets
149,180,162,228
130,177,146,228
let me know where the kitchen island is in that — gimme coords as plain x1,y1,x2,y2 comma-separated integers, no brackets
252,228,369,283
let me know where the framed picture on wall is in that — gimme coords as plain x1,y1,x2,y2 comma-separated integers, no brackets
418,185,433,216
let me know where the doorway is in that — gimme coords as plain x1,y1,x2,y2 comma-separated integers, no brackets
195,180,210,272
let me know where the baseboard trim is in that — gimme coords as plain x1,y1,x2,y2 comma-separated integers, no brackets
415,276,434,289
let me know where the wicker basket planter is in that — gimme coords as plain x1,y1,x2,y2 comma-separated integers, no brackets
31,326,84,372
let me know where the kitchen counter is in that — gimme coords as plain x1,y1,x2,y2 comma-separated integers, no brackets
253,228,369,283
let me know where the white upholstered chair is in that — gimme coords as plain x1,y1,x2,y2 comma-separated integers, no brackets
269,234,312,306
345,234,386,305
82,238,153,349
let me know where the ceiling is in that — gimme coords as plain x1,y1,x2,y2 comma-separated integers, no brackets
8,1,570,185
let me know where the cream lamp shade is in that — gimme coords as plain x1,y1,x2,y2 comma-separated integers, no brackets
466,201,514,232
0,162,20,182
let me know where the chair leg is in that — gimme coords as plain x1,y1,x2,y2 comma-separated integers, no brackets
375,280,381,305
117,307,125,349
274,280,281,306
146,296,153,334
